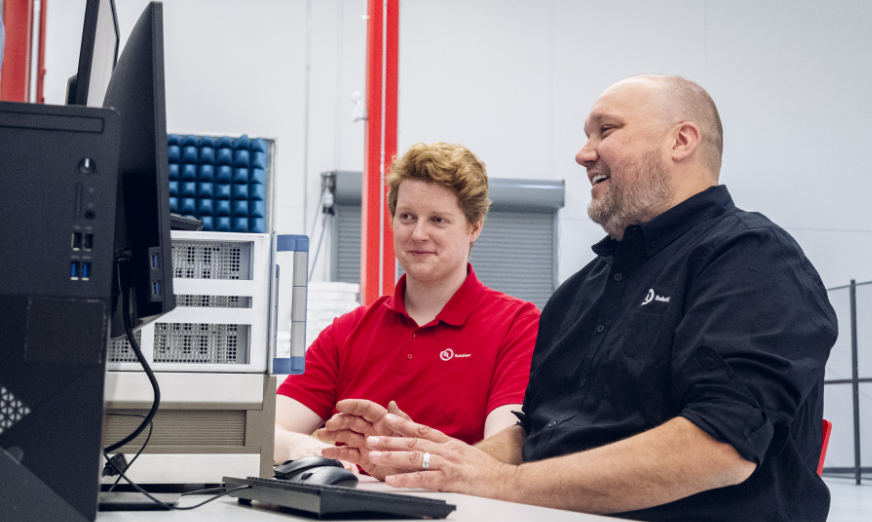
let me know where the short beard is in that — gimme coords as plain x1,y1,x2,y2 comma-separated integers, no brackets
587,151,673,240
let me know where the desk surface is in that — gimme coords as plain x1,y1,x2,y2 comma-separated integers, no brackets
96,477,625,521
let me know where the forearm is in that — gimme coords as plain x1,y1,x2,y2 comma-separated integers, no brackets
498,417,755,514
273,425,332,464
474,424,526,465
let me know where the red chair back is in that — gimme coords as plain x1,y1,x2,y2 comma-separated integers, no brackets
817,419,832,477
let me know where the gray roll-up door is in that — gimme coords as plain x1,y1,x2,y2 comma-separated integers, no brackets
332,204,361,285
469,211,556,308
326,171,564,309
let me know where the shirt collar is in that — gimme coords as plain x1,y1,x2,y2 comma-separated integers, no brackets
591,185,735,258
384,264,485,327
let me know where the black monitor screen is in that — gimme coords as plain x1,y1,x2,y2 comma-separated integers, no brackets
68,0,120,107
102,1,175,337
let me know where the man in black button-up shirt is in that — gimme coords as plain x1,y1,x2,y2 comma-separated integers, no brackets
321,75,836,521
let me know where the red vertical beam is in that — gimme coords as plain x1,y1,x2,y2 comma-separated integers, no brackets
381,0,398,296
36,0,47,103
0,0,34,102
361,0,399,304
361,0,384,305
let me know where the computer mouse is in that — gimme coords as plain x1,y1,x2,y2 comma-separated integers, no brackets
274,455,346,480
286,466,359,487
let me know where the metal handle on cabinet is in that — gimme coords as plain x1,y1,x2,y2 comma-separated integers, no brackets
272,234,308,375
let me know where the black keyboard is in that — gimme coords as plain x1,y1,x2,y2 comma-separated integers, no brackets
223,476,456,519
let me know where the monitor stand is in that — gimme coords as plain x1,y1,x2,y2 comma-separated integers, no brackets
98,491,181,511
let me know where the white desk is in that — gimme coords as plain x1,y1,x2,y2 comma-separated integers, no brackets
96,477,626,521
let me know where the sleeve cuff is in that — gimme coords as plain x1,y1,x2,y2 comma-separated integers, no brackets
276,385,333,421
512,409,531,434
675,345,775,465
486,394,526,416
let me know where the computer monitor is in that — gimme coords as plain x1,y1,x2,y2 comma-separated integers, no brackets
102,1,176,338
67,0,120,107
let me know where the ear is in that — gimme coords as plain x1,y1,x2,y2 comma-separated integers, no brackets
468,217,484,243
671,121,702,163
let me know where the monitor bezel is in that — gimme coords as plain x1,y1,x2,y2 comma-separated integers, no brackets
69,0,120,107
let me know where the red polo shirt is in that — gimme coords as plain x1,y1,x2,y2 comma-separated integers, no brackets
277,265,539,445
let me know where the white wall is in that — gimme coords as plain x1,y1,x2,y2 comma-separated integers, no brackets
400,0,872,288
44,0,872,289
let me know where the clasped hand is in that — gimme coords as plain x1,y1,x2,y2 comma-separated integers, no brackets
318,399,512,499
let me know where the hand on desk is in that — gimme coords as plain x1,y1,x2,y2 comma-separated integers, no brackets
318,399,413,480
326,406,512,499
370,414,512,498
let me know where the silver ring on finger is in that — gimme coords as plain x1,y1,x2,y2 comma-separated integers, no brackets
422,452,431,470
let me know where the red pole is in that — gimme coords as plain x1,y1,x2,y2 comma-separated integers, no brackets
0,0,34,102
361,0,399,305
361,0,383,305
36,0,47,104
382,0,398,297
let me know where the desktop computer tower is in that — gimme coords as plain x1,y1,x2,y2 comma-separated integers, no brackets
0,101,121,521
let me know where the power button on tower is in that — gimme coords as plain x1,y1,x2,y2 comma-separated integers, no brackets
78,158,96,174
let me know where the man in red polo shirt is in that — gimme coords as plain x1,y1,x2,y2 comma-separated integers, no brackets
274,143,539,472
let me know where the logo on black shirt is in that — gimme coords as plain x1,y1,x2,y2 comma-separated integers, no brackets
642,288,670,306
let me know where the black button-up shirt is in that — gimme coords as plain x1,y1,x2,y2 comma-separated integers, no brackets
517,186,837,521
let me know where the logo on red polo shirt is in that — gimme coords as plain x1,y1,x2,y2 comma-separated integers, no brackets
439,348,470,361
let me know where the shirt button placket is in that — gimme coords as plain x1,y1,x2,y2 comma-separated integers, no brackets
401,330,417,374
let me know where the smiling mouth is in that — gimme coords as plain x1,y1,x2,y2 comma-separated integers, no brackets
591,173,610,186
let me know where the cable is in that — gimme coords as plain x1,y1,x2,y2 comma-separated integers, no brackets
101,451,251,510
99,259,254,510
180,486,232,497
105,413,153,493
104,260,161,453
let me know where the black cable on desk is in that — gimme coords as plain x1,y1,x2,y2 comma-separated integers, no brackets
104,259,161,454
101,453,251,511
105,413,153,493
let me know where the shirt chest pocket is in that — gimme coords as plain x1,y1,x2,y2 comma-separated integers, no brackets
598,310,673,403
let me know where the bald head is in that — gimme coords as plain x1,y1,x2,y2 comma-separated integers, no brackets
608,75,723,178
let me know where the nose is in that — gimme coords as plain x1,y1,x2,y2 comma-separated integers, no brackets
575,138,598,167
411,219,428,241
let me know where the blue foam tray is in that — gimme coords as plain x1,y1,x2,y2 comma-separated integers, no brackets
167,134,269,233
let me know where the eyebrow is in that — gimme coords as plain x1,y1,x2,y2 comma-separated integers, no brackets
584,112,621,137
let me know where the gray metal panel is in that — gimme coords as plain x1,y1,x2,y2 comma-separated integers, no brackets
488,178,565,211
469,211,555,309
333,204,362,284
102,409,246,451
332,171,565,212
333,170,364,205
